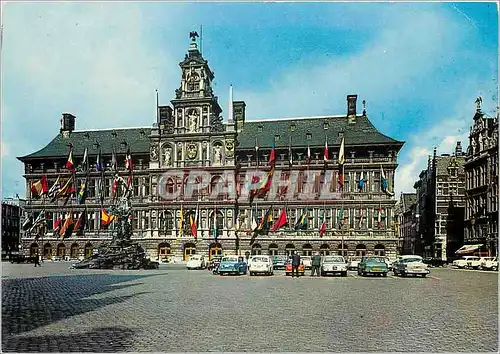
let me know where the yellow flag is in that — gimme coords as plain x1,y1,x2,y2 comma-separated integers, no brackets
179,204,184,236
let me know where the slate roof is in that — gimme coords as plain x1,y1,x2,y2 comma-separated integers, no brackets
402,193,417,212
237,114,403,149
435,155,466,176
18,127,152,161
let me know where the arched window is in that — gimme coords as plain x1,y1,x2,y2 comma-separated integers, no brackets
30,243,39,257
356,244,367,257
209,211,224,237
302,243,313,256
251,243,262,255
285,243,295,257
158,242,171,260
211,176,226,201
268,243,279,256
374,244,385,257
70,243,79,259
320,244,330,256
166,178,175,195
43,243,53,260
84,243,93,258
56,243,66,258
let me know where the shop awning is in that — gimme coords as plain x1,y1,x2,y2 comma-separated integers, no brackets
455,244,483,255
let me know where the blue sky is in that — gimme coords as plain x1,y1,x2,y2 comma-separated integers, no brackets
1,2,498,198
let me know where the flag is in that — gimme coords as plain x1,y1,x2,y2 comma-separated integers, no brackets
271,207,288,232
319,212,327,237
211,207,217,239
81,148,88,172
337,207,344,228
101,208,115,226
294,213,308,230
111,149,117,172
323,137,329,163
47,176,61,199
249,169,274,203
77,178,88,204
179,204,184,236
30,176,48,198
66,149,75,171
234,207,240,232
381,166,395,196
190,205,198,238
125,147,133,171
378,206,383,229
22,215,33,231
28,210,46,234
62,213,75,239
111,175,119,201
306,145,311,165
255,137,259,152
97,178,104,205
53,214,62,236
73,211,86,235
268,139,276,167
358,170,365,192
60,212,73,237
278,176,291,198
95,149,103,172
251,205,273,244
51,176,74,202
338,137,345,189
288,136,293,166
250,203,258,233
359,208,364,228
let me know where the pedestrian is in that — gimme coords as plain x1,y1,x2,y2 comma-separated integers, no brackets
34,253,41,267
311,252,321,277
291,251,301,278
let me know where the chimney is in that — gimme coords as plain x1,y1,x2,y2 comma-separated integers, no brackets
233,101,246,132
347,94,357,124
455,141,463,156
60,113,76,136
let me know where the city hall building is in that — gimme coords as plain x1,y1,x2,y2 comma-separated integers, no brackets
18,34,404,262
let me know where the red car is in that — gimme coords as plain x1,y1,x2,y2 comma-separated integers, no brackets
285,261,305,276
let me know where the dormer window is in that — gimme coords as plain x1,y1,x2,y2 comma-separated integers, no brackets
275,134,280,141
290,123,296,132
111,131,118,139
258,125,263,133
338,132,344,138
306,133,312,140
324,122,329,130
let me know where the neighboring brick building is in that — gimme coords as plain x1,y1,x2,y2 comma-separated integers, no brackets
463,101,498,256
17,34,404,262
1,198,24,256
396,192,417,255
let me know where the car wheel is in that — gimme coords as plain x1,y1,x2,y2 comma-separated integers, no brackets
421,274,427,277
401,271,406,277
341,271,347,277
362,271,366,277
286,272,290,276
382,273,387,277
249,272,254,276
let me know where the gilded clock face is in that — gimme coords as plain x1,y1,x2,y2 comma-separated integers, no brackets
187,143,198,160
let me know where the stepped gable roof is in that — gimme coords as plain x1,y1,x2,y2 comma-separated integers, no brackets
237,114,403,149
18,127,151,161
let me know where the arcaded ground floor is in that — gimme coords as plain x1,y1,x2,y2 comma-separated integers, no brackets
1,263,497,352
22,236,398,262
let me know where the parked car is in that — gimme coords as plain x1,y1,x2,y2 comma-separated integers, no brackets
347,257,362,270
301,256,312,270
272,256,287,270
186,255,206,270
452,256,480,269
216,255,248,275
422,257,447,267
321,256,347,277
394,255,430,277
248,255,274,276
208,256,222,271
385,258,396,271
358,256,388,277
285,260,305,276
480,257,498,271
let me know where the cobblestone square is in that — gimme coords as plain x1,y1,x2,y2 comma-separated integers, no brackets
1,262,498,352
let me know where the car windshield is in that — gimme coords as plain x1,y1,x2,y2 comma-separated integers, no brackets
402,258,423,263
221,257,238,262
190,256,201,260
323,257,344,263
252,257,269,263
366,257,384,262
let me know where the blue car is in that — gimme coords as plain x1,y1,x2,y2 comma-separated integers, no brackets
216,255,248,275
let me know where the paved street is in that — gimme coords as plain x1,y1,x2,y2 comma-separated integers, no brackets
2,262,498,352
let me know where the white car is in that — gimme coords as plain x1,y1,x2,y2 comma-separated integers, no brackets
347,257,361,270
321,256,347,277
186,255,206,270
452,256,480,269
248,255,274,276
301,256,312,269
480,257,498,271
394,255,430,277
